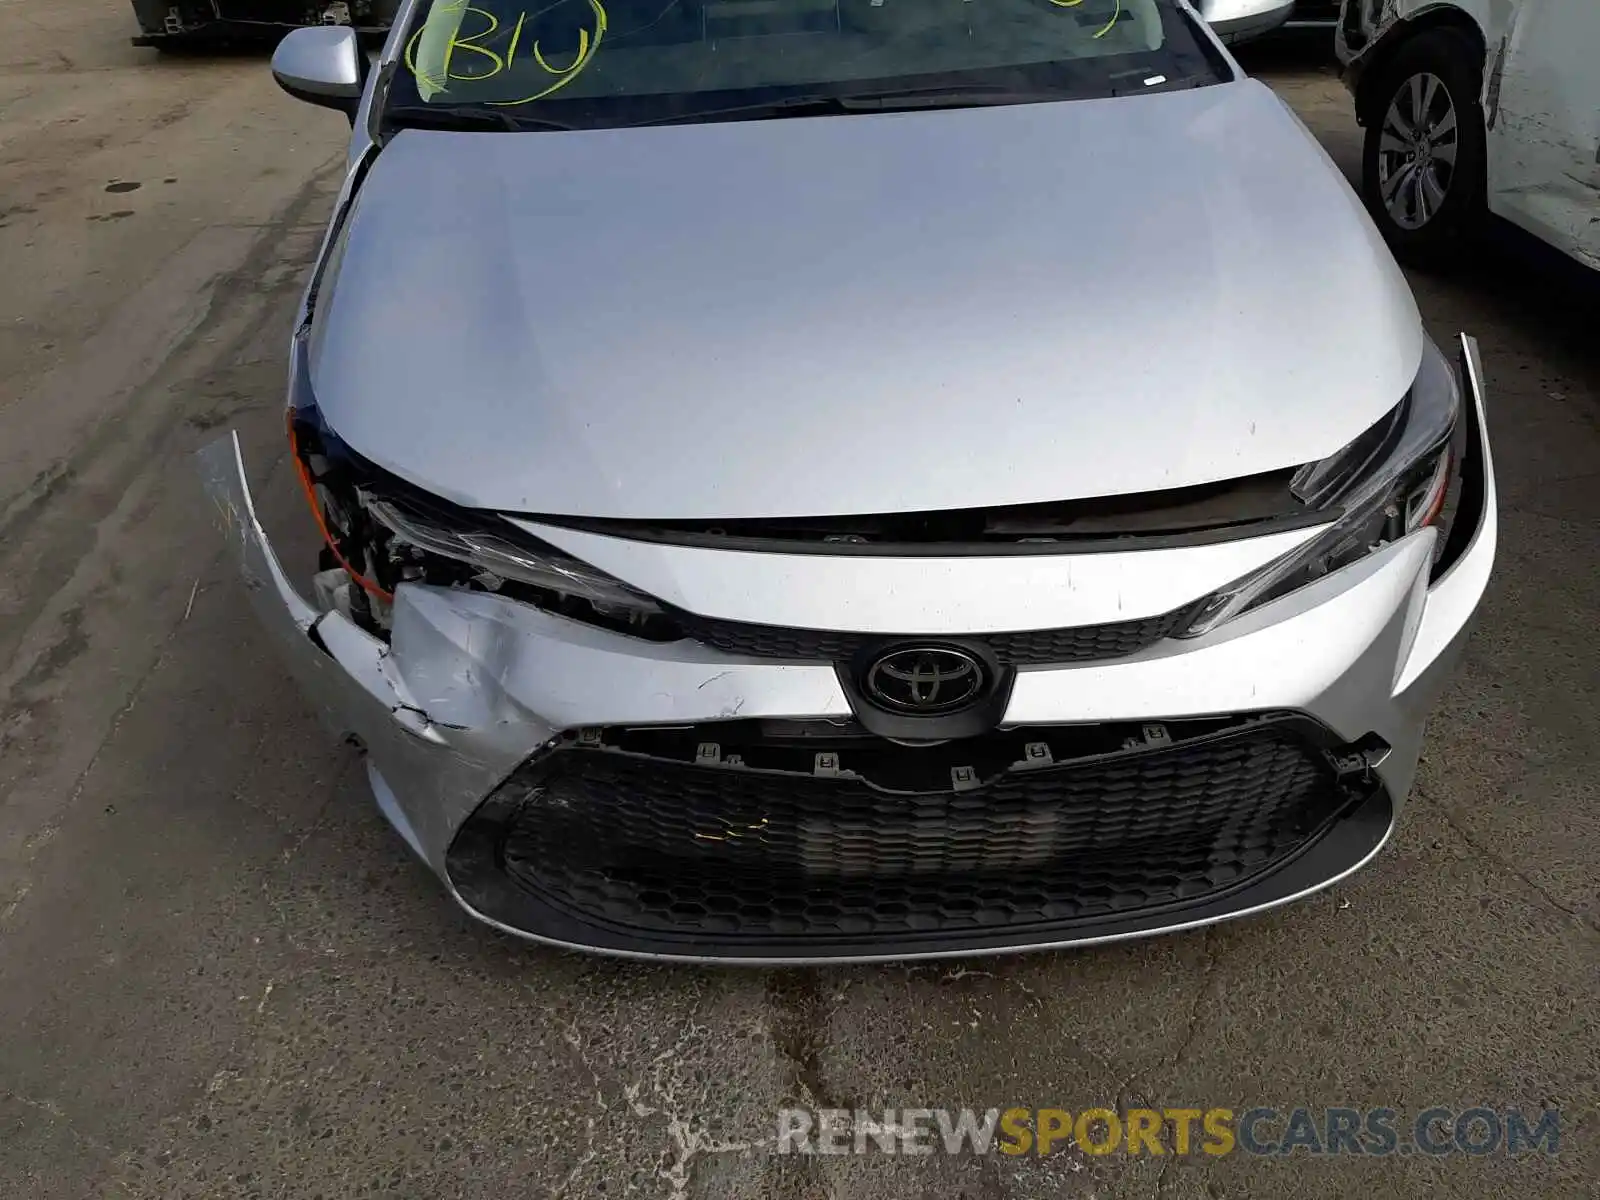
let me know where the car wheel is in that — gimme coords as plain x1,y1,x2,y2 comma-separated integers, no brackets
1361,28,1487,268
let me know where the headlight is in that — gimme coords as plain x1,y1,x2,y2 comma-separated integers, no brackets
1182,337,1461,637
359,495,662,618
286,337,665,638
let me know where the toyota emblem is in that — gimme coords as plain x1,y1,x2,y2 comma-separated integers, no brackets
863,646,988,715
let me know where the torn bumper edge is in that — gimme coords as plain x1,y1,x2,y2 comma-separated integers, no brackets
1391,333,1497,702
197,433,532,875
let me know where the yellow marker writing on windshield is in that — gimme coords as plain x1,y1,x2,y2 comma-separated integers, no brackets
411,0,471,98
1093,0,1122,38
1048,0,1124,39
407,5,509,86
490,0,606,105
405,1,607,104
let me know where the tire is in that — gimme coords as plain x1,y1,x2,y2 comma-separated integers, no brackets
1360,27,1488,269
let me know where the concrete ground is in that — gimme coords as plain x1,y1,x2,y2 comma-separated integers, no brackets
1,7,1595,1198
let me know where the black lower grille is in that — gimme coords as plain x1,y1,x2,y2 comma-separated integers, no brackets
450,716,1370,951
672,602,1199,665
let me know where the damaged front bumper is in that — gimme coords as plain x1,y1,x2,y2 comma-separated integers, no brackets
198,434,846,876
199,337,1497,962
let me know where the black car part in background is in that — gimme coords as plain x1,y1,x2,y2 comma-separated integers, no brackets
130,0,398,49
1286,0,1340,27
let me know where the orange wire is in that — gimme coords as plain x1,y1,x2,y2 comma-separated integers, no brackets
286,409,394,602
1418,449,1454,529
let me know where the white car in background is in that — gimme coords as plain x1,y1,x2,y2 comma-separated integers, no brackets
1197,0,1297,41
1337,0,1600,271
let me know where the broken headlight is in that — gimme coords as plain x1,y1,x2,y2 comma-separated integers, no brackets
1182,336,1462,638
358,495,663,617
286,341,668,638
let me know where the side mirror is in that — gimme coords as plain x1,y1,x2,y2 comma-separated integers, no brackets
1196,0,1294,44
272,26,366,119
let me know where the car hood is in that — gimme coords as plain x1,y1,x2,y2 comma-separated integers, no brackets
310,79,1421,519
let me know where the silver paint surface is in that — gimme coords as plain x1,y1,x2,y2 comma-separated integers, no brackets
308,79,1422,518
513,514,1330,630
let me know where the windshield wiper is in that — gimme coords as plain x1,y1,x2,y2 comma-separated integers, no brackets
634,86,1087,127
382,104,575,133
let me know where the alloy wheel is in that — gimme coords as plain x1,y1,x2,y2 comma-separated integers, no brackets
1376,71,1460,231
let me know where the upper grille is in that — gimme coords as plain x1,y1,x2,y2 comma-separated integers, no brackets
671,602,1200,665
453,716,1363,950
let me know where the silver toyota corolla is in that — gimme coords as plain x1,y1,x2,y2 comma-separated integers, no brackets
203,0,1497,962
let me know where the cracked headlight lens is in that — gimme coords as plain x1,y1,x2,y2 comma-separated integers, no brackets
360,496,661,617
286,333,665,636
1183,336,1461,638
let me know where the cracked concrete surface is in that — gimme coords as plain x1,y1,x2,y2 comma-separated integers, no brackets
0,18,1596,1200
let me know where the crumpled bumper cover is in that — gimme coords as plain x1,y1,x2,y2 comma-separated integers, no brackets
198,434,529,869
197,433,844,876
199,336,1496,962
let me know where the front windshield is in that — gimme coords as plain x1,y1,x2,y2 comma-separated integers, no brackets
384,0,1230,129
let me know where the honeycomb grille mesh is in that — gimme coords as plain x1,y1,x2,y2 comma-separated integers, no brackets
671,603,1198,665
489,725,1348,942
